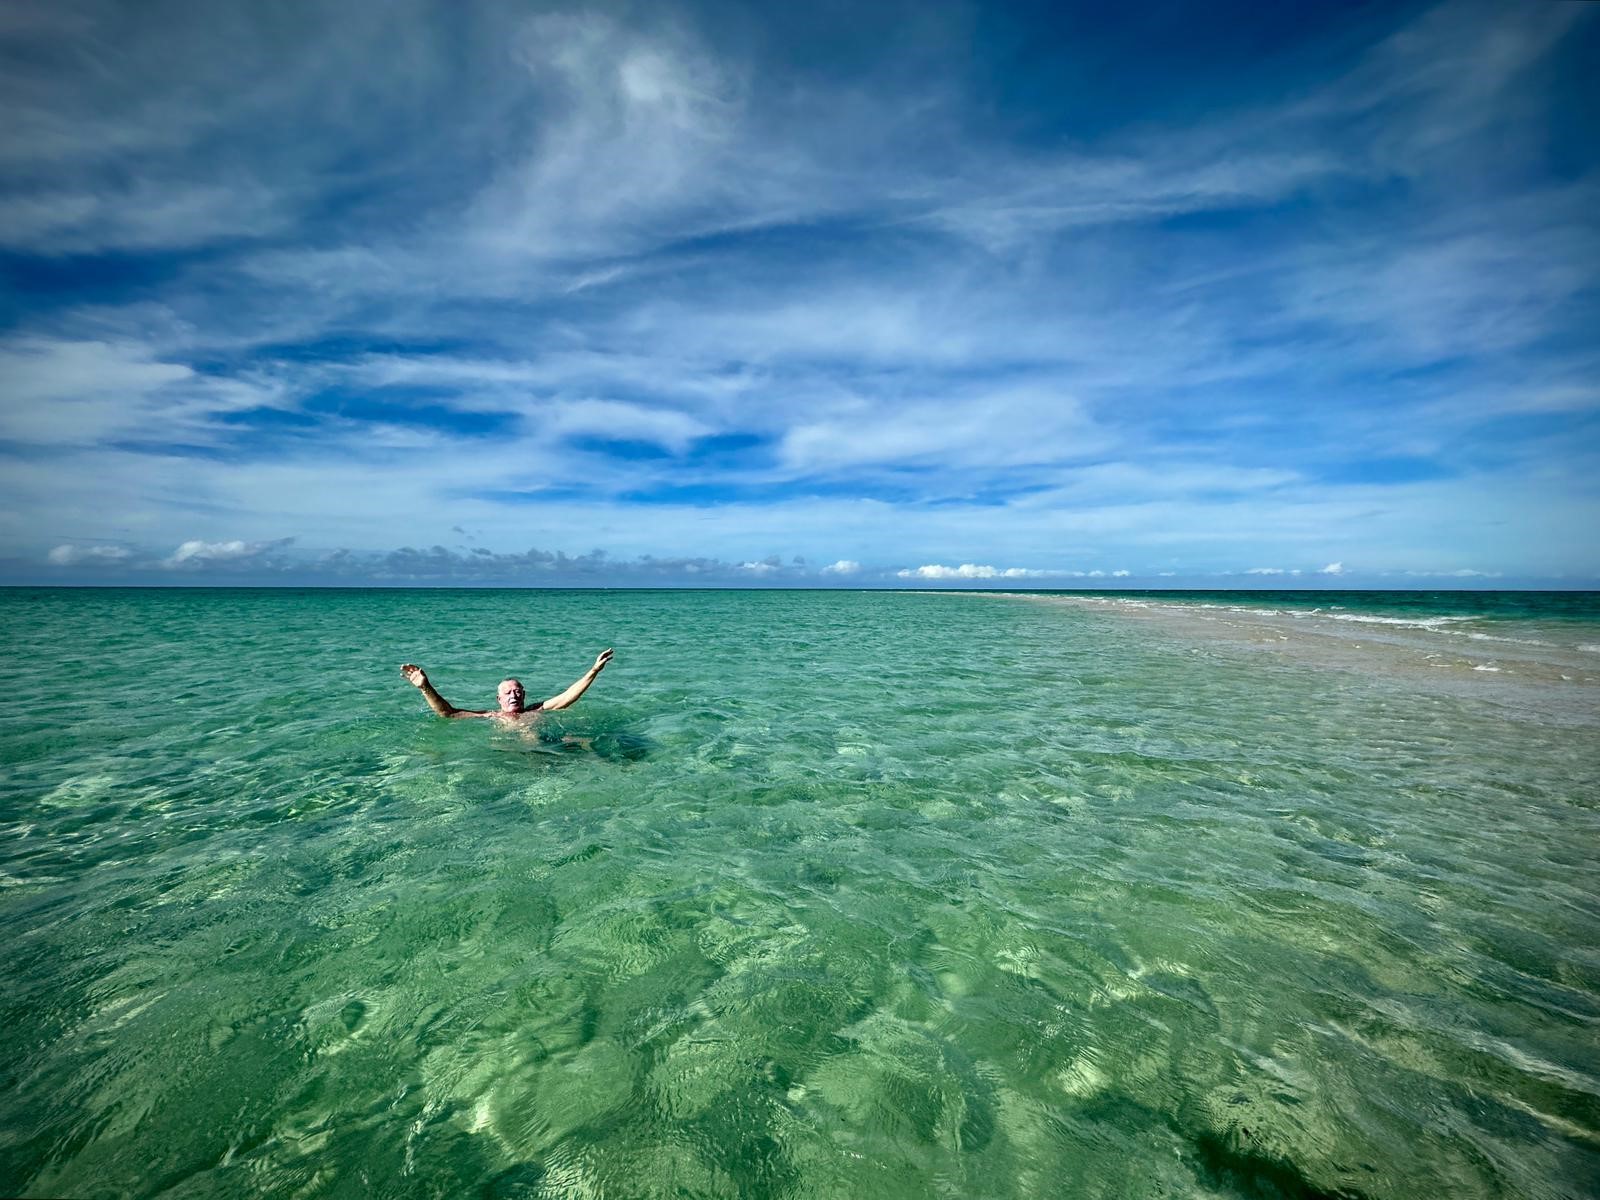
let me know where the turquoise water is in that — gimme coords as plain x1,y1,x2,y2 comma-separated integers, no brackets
2,588,1597,1199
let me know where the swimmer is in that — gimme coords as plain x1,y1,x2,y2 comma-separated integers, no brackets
400,649,613,720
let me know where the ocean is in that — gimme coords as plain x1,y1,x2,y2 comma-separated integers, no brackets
2,587,1596,1198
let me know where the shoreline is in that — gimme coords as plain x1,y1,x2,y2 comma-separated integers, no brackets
990,590,1600,727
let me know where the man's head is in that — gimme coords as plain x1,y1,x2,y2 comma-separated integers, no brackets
496,678,526,713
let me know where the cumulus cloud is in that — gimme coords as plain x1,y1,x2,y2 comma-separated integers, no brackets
895,563,1051,580
821,559,860,575
47,543,132,565
1319,562,1345,575
163,537,295,568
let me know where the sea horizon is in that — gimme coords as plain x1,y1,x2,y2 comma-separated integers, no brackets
6,583,1599,592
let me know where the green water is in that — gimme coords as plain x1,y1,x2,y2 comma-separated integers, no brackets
2,589,1597,1199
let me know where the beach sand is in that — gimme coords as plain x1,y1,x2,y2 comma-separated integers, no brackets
1002,591,1600,727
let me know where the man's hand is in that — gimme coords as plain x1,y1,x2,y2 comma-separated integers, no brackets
401,663,460,716
541,648,615,711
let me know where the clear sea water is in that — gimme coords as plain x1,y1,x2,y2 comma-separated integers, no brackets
2,587,1597,1199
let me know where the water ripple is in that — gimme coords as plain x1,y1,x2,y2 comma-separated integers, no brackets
1,588,1596,1197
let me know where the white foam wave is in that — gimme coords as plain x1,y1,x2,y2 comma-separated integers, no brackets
1324,613,1477,629
1074,597,1153,609
1464,631,1554,647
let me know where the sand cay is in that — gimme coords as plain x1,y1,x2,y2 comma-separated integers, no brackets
1003,591,1600,728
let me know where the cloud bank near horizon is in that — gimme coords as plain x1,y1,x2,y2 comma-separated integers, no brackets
24,538,1520,589
1,1,1597,586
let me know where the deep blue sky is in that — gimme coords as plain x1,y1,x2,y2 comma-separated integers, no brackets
1,0,1596,586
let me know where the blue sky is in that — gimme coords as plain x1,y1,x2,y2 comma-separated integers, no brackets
1,0,1596,587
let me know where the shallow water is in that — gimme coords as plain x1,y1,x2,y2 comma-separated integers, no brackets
1019,590,1600,725
2,588,1597,1198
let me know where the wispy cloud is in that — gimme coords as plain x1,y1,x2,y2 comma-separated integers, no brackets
1,1,1596,584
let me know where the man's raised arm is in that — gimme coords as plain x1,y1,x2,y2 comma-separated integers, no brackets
540,649,613,711
401,664,468,717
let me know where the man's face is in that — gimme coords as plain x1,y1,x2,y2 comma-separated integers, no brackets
496,679,525,712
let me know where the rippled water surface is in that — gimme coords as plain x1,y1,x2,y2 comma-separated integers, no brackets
2,588,1597,1199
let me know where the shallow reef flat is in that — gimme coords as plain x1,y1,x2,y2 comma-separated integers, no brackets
1,587,1596,1198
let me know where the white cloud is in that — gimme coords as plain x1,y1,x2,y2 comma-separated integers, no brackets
779,383,1110,474
0,177,287,255
163,538,293,568
543,399,713,451
918,149,1341,252
896,563,1050,580
1319,562,1345,575
1282,214,1599,366
1111,569,1131,577
464,13,762,261
1246,567,1286,575
821,559,860,575
0,338,190,439
47,543,132,565
0,335,280,448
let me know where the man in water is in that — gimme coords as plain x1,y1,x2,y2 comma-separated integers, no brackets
400,649,613,719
